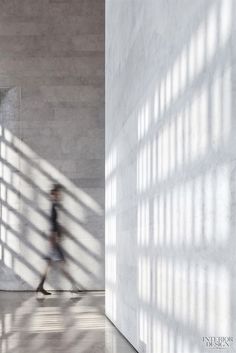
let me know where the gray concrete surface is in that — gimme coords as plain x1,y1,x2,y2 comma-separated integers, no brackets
0,0,105,290
106,0,236,352
0,291,137,353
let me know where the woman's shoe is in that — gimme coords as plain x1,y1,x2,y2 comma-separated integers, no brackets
36,286,52,295
70,288,83,299
70,288,82,293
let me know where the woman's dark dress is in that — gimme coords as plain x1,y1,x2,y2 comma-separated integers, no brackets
47,202,65,262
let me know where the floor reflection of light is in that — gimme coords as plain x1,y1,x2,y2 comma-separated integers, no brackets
105,321,119,353
16,307,65,333
67,313,106,330
4,313,12,334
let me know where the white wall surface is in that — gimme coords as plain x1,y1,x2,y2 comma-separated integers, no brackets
106,0,236,352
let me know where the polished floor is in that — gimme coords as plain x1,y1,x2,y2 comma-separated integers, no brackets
0,292,136,353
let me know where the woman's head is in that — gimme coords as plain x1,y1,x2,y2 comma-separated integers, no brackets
50,184,63,202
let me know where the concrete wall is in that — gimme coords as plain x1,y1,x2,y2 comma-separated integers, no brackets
0,0,105,290
106,0,236,352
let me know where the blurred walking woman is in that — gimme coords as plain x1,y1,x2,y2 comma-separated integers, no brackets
36,184,78,295
48,184,65,262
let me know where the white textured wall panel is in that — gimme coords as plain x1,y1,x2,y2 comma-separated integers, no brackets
106,0,236,352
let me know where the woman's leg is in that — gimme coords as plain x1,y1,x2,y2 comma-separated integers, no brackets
36,261,52,295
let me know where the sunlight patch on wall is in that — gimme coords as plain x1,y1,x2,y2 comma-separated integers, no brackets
135,1,233,351
105,147,117,322
0,118,103,289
